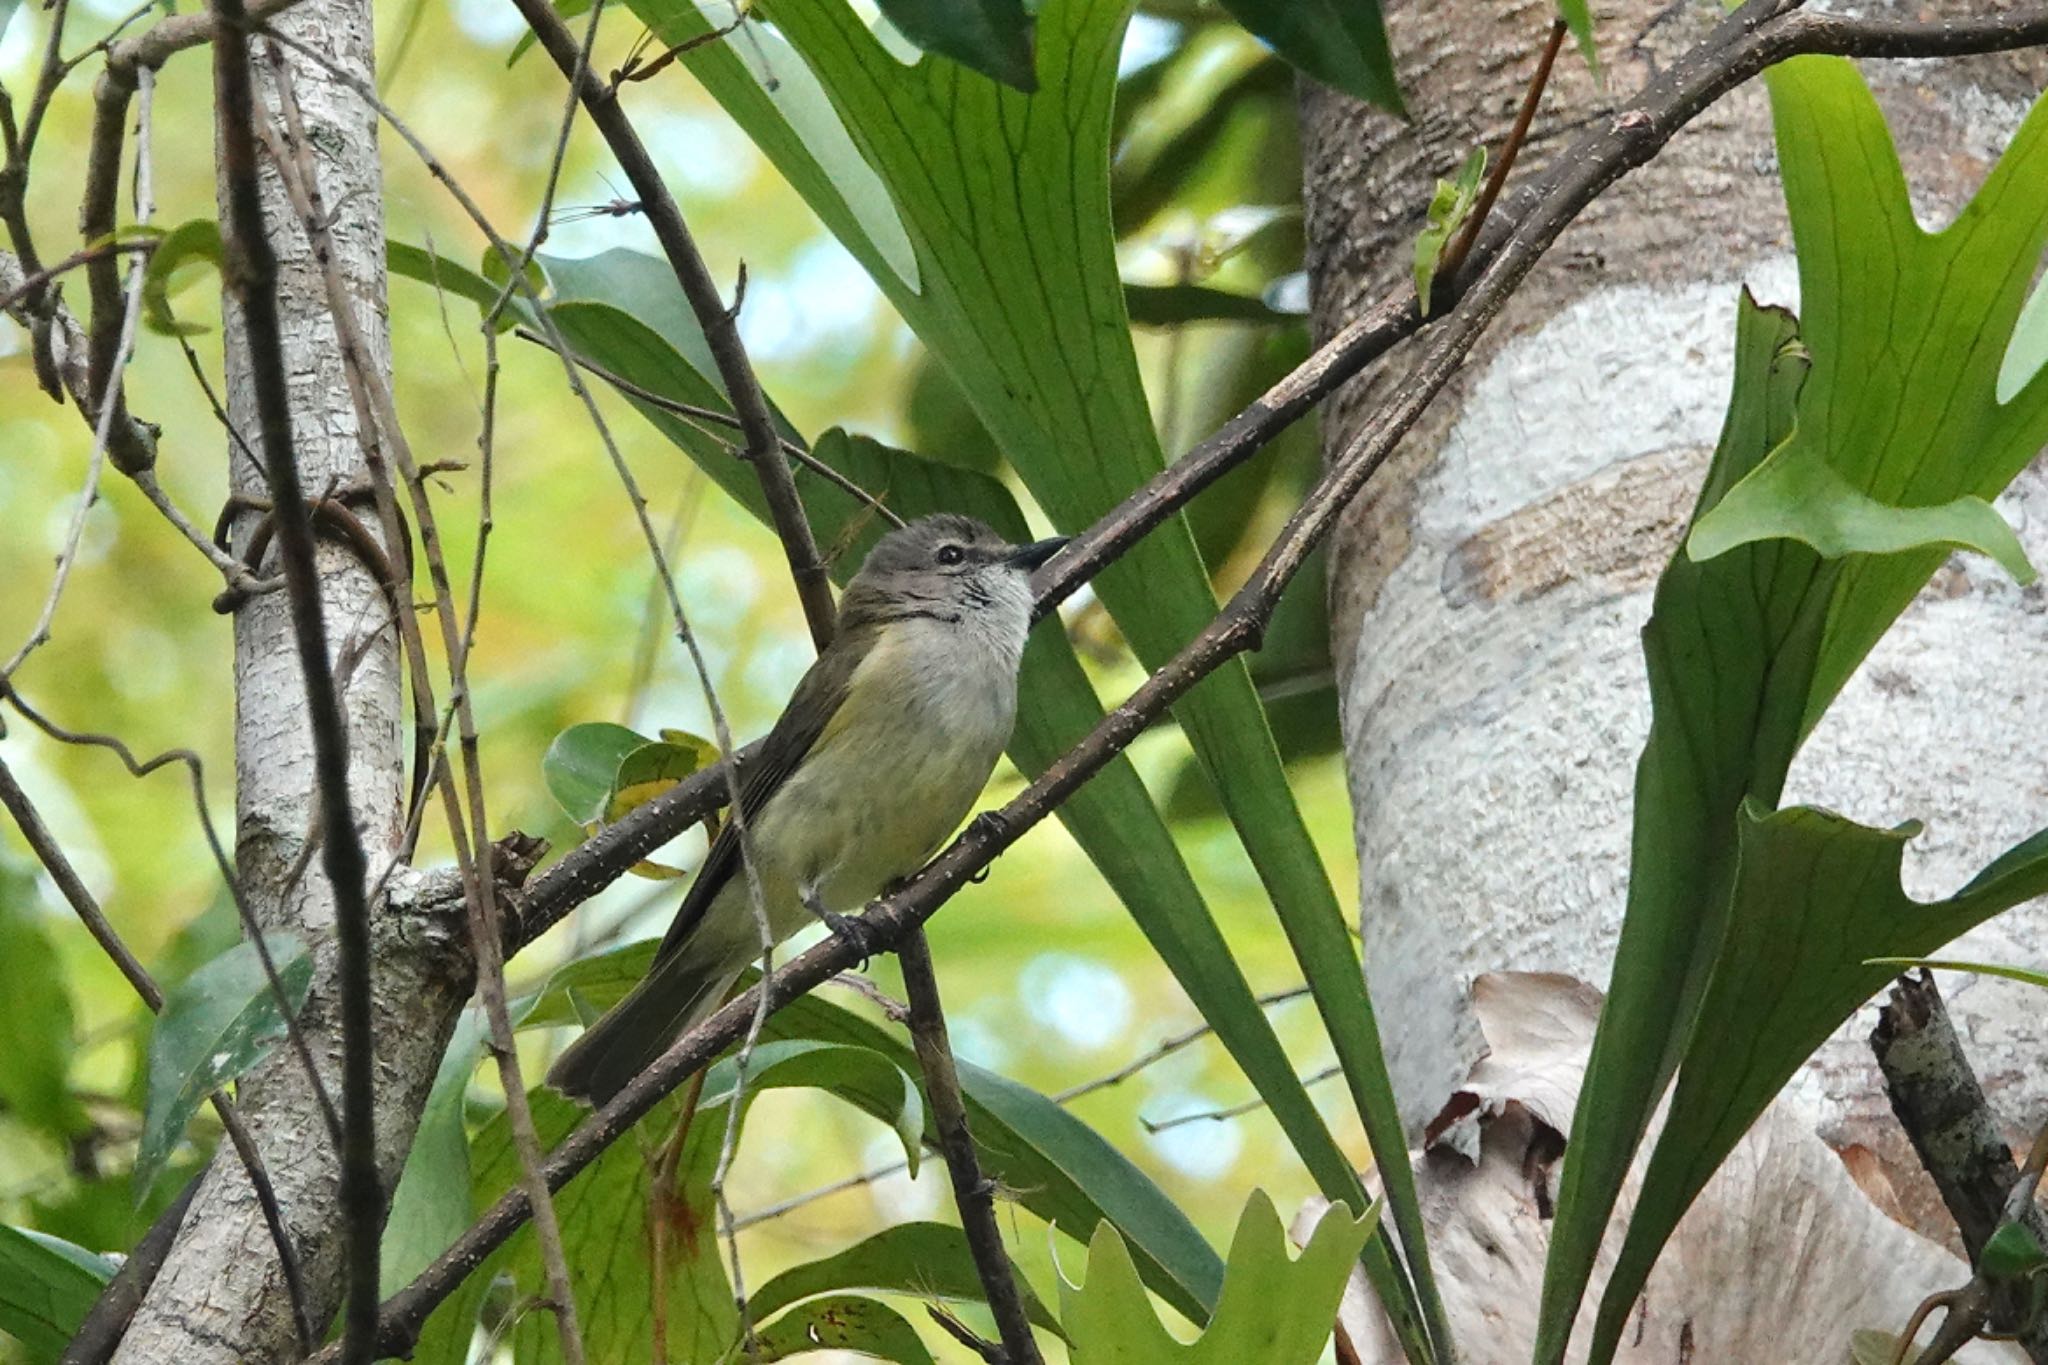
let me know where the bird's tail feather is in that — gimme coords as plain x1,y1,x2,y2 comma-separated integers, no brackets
545,947,737,1106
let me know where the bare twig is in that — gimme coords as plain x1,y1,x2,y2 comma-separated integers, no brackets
513,325,907,529
1438,18,1569,288
898,931,1043,1364
510,0,838,649
211,3,382,1357
0,238,151,314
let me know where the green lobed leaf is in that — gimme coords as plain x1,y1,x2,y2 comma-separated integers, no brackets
0,1224,114,1363
1213,0,1403,114
749,1293,938,1364
136,934,312,1205
541,721,652,826
1538,60,2048,1364
387,240,525,331
639,2,1445,1350
0,856,88,1141
1999,266,2048,403
522,249,1389,1341
1412,146,1485,315
1056,1189,1374,1364
606,734,719,822
875,0,1036,92
749,1221,1065,1337
1691,447,2036,584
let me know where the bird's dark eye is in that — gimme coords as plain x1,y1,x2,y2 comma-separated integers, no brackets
936,544,965,567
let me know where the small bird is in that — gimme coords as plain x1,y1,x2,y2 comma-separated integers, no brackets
548,513,1067,1105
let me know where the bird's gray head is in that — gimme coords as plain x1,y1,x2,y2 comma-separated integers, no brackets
840,513,1065,636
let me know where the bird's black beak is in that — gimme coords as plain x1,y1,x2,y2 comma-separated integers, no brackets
1005,536,1068,571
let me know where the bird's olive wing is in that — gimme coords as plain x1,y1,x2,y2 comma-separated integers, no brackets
652,626,870,961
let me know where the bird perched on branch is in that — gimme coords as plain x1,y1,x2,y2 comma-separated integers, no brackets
548,513,1068,1106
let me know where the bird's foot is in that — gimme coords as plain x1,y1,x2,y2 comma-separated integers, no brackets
804,888,880,968
967,809,1009,843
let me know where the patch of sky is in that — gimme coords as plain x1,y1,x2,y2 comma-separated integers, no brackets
642,109,758,201
1019,952,1132,1053
451,0,528,48
1142,1092,1245,1180
1120,13,1181,76
863,1128,945,1223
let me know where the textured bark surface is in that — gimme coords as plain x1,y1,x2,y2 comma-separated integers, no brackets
1305,0,2048,1236
110,6,472,1359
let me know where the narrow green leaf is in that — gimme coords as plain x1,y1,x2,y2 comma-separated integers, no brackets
875,0,1036,92
1691,427,2035,583
136,934,312,1204
1553,0,1597,72
1412,146,1485,315
1998,265,2048,402
1056,1189,1374,1364
541,721,651,826
749,1221,1065,1336
1214,0,1403,114
701,1039,925,1177
388,240,526,332
0,1224,114,1363
382,1012,484,1297
1124,282,1293,327
640,2,1445,1350
1863,956,2048,991
0,857,87,1141
751,1294,938,1364
140,218,222,336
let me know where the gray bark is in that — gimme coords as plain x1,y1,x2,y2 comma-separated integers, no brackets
110,5,473,1359
1305,0,2048,1238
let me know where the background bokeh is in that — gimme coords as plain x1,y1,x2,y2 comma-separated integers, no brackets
0,0,1367,1352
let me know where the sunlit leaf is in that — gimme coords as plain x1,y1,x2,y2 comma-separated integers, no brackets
541,721,650,826
1412,146,1485,315
750,1221,1065,1337
1553,0,1597,72
0,1224,114,1364
606,733,719,822
751,1293,938,1364
1862,956,2048,991
1056,1190,1374,1363
137,935,312,1206
139,218,222,336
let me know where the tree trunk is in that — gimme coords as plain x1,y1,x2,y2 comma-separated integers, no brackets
1304,0,2048,1236
111,6,472,1358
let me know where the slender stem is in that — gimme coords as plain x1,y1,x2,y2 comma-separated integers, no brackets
212,3,382,1357
507,0,838,649
1438,18,1568,288
898,931,1043,1365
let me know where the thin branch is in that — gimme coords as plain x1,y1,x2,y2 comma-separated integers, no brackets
0,756,316,1354
211,3,382,1358
1438,17,1568,287
509,0,838,649
898,931,1043,1365
77,64,154,475
1143,1063,1341,1134
0,238,151,314
513,325,907,530
2,69,156,682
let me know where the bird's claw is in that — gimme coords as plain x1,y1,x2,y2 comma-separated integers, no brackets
821,909,880,969
968,809,1008,843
